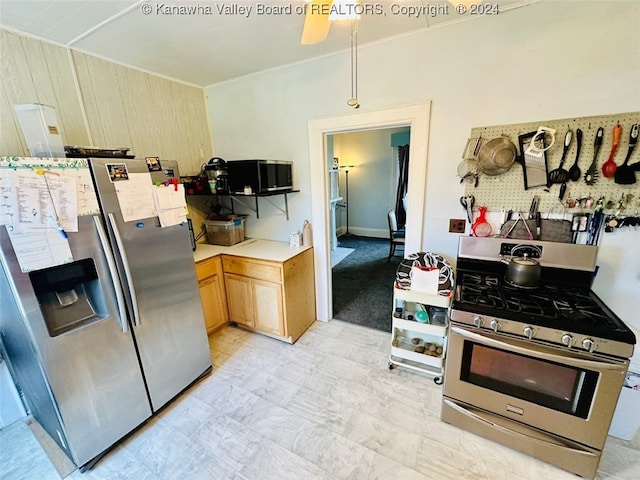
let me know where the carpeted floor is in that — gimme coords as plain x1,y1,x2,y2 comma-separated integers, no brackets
332,235,402,332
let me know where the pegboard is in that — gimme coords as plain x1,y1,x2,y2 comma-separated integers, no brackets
463,111,640,216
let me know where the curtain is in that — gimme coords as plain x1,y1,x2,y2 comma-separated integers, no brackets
395,144,410,228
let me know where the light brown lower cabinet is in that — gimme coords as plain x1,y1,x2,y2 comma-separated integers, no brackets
195,255,229,334
222,247,315,343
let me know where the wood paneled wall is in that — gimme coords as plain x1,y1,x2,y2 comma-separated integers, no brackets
0,29,213,176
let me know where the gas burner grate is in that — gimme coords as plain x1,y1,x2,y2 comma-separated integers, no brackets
462,273,499,289
456,270,627,329
503,295,556,317
459,273,505,308
552,299,617,328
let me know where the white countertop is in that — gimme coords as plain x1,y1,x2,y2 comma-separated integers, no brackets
193,238,311,263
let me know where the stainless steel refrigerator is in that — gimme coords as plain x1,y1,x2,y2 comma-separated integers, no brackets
0,157,211,470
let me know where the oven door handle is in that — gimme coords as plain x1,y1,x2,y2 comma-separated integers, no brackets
443,398,599,459
451,326,627,371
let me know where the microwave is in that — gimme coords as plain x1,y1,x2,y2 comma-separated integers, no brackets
227,159,293,194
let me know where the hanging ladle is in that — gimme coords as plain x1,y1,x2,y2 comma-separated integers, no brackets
547,129,572,185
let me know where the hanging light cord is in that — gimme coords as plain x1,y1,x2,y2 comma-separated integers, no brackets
348,19,360,108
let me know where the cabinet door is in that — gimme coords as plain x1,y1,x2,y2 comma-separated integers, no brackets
198,274,227,334
225,273,254,327
252,279,284,336
196,256,228,334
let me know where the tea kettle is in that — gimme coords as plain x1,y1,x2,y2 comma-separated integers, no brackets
502,253,542,289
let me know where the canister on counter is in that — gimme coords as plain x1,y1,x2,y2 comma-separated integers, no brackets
289,231,302,247
302,220,312,246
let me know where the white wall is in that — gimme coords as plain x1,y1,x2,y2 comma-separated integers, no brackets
205,1,640,336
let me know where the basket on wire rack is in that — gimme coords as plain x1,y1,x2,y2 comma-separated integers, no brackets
395,252,454,297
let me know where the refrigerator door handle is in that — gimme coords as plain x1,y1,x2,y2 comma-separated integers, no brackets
107,213,141,327
93,215,129,333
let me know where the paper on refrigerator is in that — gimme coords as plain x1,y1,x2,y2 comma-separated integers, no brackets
113,172,157,222
0,158,99,272
152,184,187,227
10,169,51,231
42,172,78,233
7,227,73,272
1,169,74,271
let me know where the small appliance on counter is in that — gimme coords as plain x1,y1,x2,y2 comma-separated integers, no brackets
204,157,229,193
227,159,293,194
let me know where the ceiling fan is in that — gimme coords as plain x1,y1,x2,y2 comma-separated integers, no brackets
300,0,477,45
300,0,340,45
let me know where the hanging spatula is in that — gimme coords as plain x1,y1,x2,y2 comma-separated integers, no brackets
548,129,572,185
584,127,604,185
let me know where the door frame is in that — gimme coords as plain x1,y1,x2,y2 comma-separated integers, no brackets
308,102,431,322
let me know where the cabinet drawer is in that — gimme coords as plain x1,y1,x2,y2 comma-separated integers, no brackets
196,257,219,280
222,256,282,283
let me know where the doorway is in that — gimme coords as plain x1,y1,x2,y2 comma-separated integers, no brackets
308,102,432,322
328,127,410,331
328,127,409,240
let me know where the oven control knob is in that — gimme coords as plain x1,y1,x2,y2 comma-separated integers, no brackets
561,334,574,347
473,316,484,328
582,338,596,353
490,319,500,332
523,326,535,339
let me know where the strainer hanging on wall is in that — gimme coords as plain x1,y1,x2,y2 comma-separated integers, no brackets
477,136,517,176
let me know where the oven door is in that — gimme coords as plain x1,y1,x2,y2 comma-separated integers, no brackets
443,325,629,449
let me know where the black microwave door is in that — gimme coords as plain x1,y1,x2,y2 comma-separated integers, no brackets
259,163,292,191
228,162,256,193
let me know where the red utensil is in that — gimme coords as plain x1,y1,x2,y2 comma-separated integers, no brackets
602,123,622,178
472,206,492,237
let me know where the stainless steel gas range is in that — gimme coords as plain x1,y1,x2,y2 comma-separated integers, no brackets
441,236,636,479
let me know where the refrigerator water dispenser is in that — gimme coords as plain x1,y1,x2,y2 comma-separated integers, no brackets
29,258,107,337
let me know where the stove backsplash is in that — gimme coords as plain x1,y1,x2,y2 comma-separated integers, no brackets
458,236,598,272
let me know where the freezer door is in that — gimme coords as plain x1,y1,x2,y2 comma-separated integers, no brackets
0,217,152,467
89,159,211,411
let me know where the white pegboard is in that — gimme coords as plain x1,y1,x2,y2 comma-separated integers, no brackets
464,111,640,215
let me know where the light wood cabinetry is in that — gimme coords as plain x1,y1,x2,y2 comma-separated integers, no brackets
195,255,228,334
224,273,254,327
222,247,315,343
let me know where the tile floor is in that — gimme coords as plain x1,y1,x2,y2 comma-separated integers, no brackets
1,319,639,480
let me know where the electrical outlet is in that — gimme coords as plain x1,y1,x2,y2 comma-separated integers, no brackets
449,219,466,233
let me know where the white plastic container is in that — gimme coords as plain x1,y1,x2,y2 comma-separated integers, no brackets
13,103,66,157
204,216,245,246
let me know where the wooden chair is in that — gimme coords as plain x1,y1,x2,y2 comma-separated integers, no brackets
387,210,405,262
